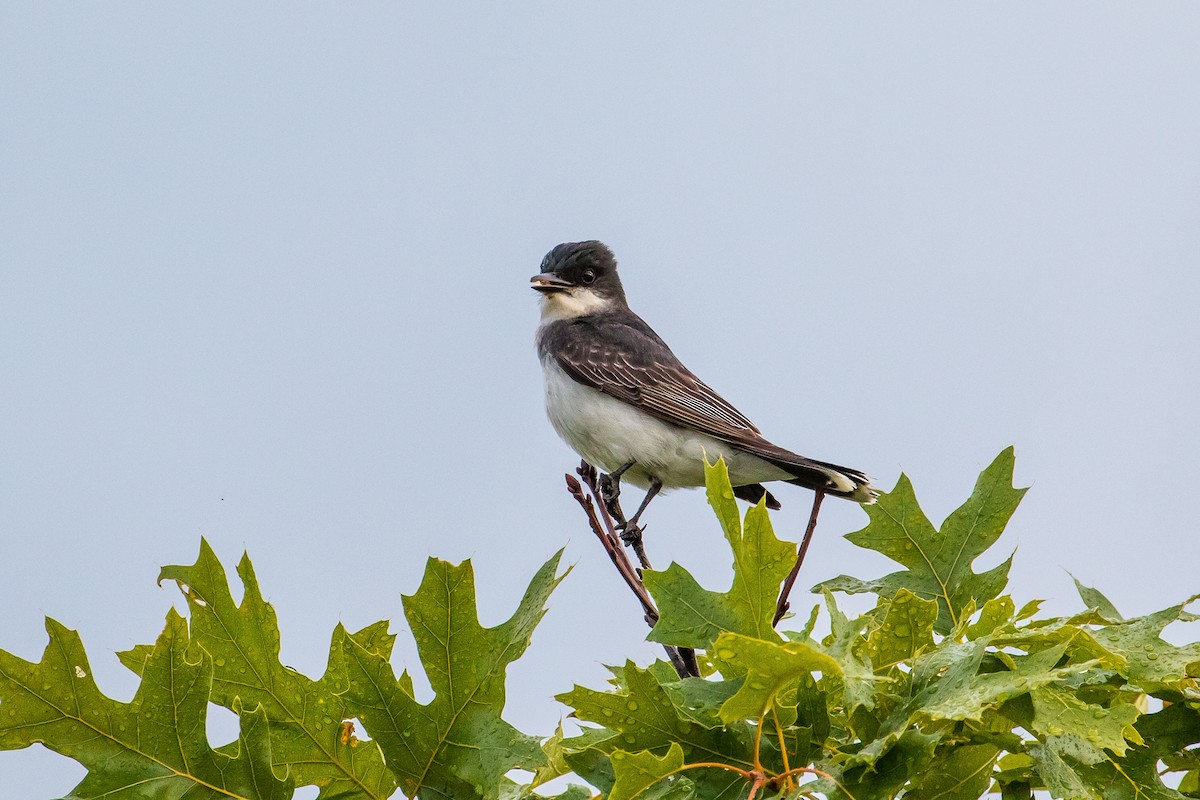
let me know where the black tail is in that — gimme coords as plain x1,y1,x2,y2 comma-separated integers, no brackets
778,457,877,504
732,483,781,509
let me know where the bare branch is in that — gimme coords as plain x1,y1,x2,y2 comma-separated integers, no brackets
576,460,652,573
564,473,658,623
565,464,700,678
774,490,825,626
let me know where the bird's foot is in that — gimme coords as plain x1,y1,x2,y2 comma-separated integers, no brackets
618,521,653,571
599,472,621,504
599,472,623,518
617,521,644,547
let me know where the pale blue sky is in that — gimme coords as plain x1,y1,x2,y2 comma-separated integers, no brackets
2,4,1198,795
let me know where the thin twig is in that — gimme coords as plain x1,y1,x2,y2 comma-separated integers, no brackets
773,490,825,626
628,532,652,571
581,464,653,571
679,647,700,677
564,473,658,622
566,465,700,678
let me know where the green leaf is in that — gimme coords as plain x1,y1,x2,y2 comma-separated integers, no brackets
554,726,619,794
967,595,1017,639
1028,740,1095,800
1090,596,1200,697
533,722,576,788
818,447,1025,633
1070,574,1124,623
0,611,291,799
1079,702,1200,799
904,744,1000,800
661,675,744,729
818,728,940,800
710,632,841,724
558,661,755,772
989,613,1126,671
339,551,566,800
820,590,885,714
609,742,685,800
126,538,395,800
918,643,1078,724
1030,685,1141,757
865,588,939,671
642,457,796,649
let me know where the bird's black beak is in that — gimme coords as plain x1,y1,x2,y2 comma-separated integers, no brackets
530,273,573,294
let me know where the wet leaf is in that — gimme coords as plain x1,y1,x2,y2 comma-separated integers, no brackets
339,551,567,800
818,448,1025,633
123,538,395,799
0,611,291,799
609,742,685,800
642,458,796,649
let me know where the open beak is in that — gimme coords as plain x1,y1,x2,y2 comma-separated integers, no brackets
530,273,573,294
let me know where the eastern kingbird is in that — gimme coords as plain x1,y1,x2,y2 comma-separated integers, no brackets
532,241,876,535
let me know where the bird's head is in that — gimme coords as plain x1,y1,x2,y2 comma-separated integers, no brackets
531,241,626,320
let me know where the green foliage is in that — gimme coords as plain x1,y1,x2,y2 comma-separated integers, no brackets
3,447,1200,799
121,541,397,799
817,447,1024,634
336,555,566,799
641,457,795,649
0,610,291,799
550,450,1200,800
1,543,570,799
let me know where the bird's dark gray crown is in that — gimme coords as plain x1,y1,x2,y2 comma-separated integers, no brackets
539,240,625,301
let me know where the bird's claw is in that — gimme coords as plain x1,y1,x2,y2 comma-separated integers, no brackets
599,472,625,520
599,472,621,504
618,522,645,547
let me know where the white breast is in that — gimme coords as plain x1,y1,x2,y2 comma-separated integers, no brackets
540,356,790,489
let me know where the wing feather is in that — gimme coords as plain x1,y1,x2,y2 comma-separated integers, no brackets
539,312,876,502
547,314,762,442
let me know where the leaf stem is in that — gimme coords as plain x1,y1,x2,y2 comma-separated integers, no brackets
772,707,792,789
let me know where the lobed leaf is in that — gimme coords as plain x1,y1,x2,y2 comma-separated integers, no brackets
1070,574,1125,623
0,610,291,799
1089,596,1200,698
608,742,685,800
338,550,567,800
904,744,1000,800
710,632,840,724
124,538,395,800
558,661,755,772
820,590,885,714
865,588,938,671
642,458,796,649
817,447,1025,633
1029,685,1140,758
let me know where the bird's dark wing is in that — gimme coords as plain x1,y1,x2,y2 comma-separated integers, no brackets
540,313,877,503
544,313,764,442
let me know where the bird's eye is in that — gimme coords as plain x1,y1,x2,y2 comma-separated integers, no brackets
580,269,596,285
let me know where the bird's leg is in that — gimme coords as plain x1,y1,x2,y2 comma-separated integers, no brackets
622,479,661,534
618,478,662,568
599,461,635,522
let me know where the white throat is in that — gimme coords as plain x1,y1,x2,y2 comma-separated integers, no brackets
538,287,614,322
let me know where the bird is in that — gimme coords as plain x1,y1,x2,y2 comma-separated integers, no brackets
532,240,876,540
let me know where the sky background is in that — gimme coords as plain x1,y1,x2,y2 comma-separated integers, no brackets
2,4,1198,795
